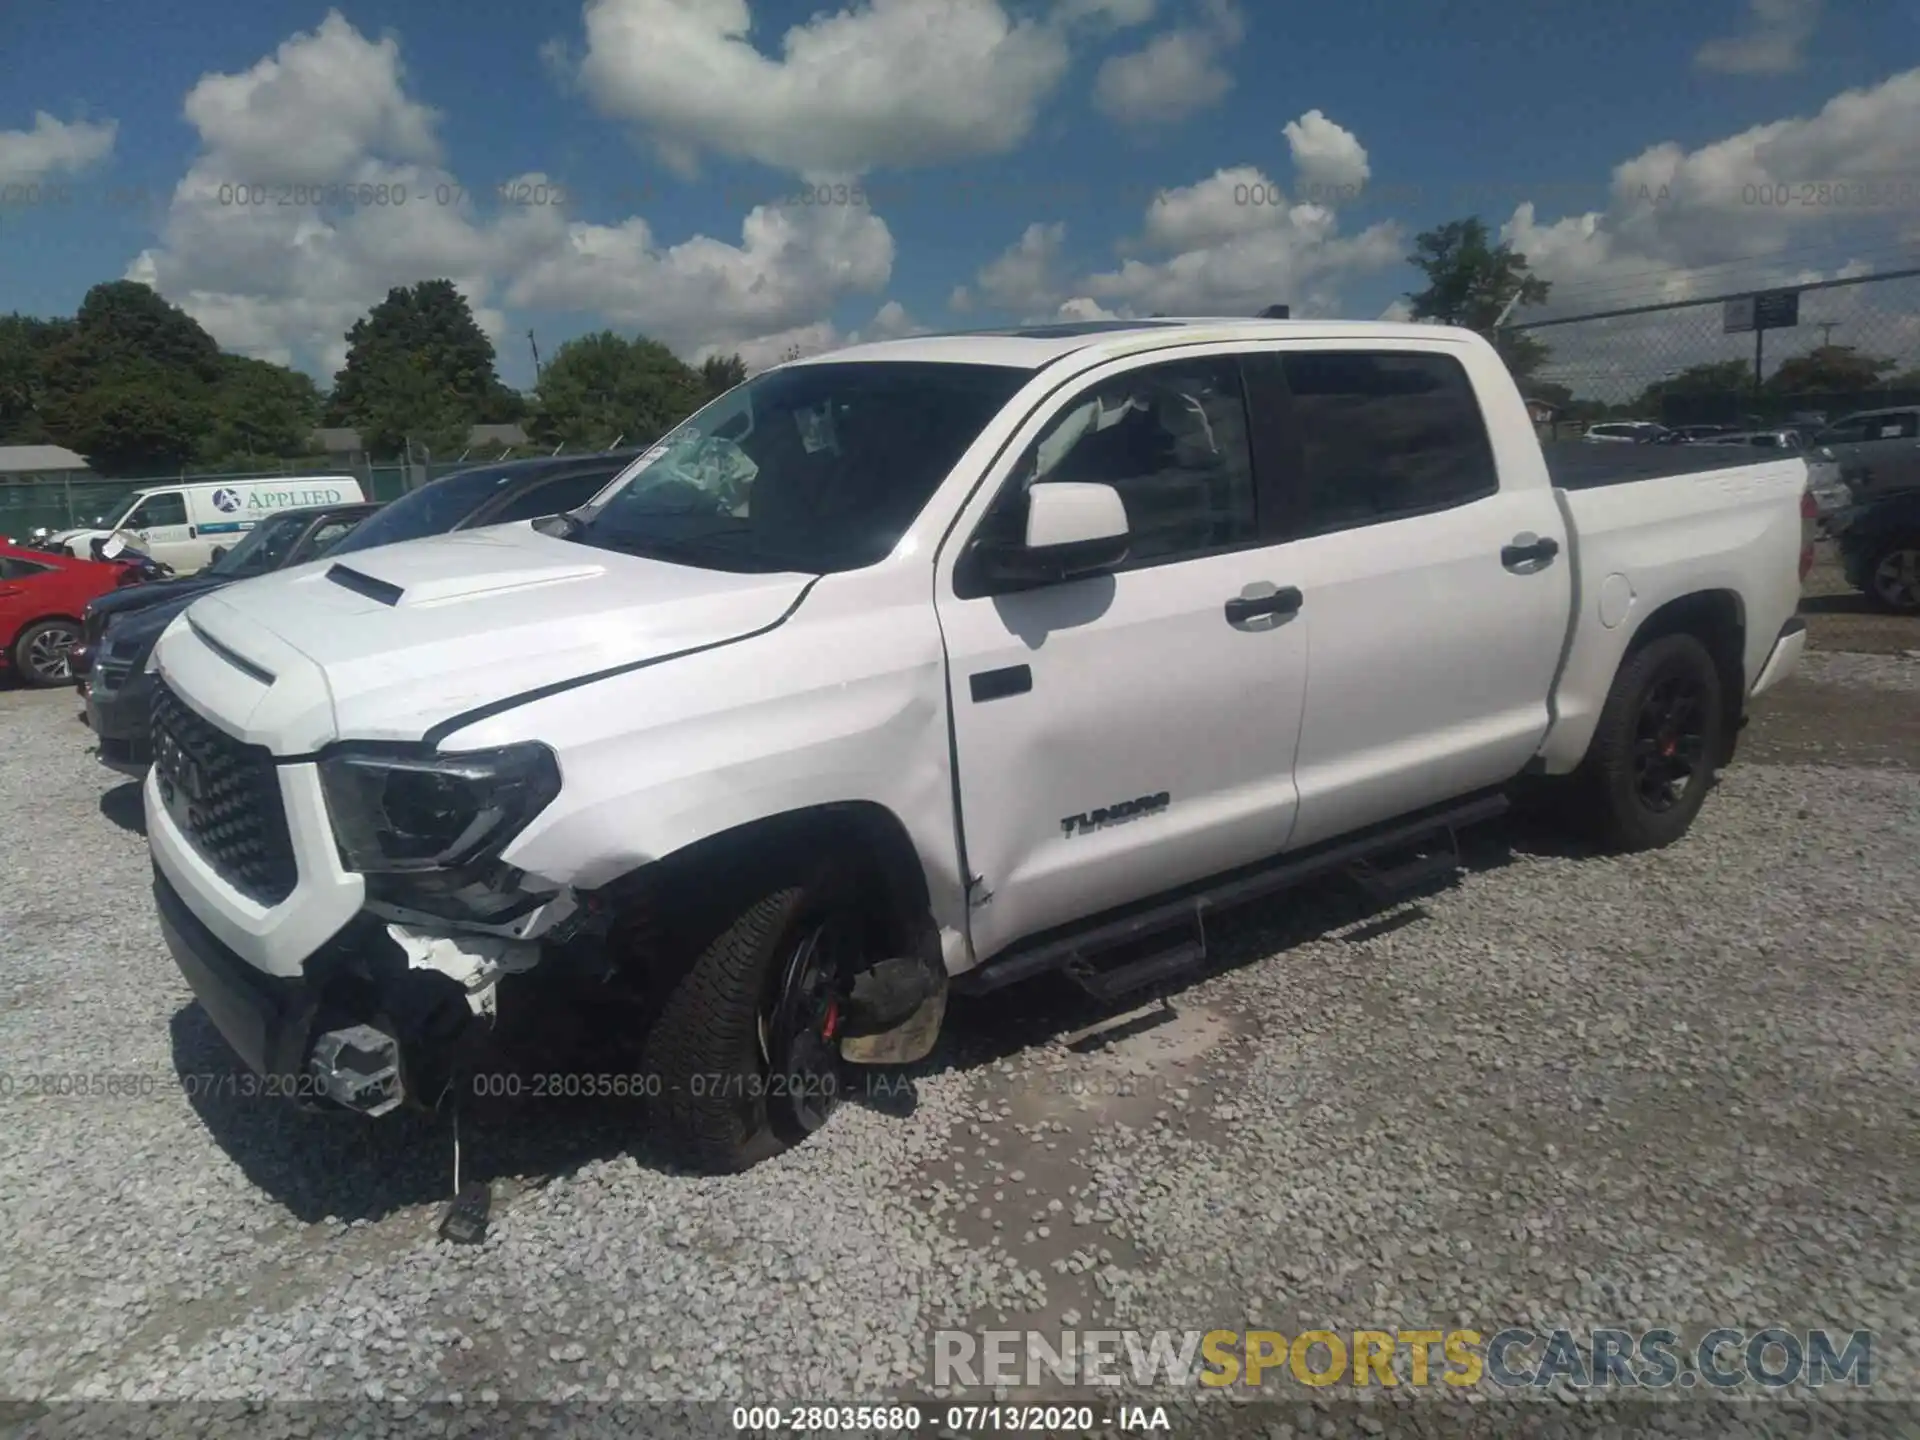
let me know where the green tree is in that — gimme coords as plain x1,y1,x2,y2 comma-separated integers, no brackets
1766,344,1898,396
1406,217,1553,380
38,281,224,471
528,331,705,451
0,314,74,443
199,355,324,467
354,350,474,459
699,352,748,403
327,280,517,449
1630,359,1753,417
51,363,211,473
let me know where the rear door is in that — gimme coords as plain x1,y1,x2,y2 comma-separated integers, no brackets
935,350,1309,962
1245,343,1573,849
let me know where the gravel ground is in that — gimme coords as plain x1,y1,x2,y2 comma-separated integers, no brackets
1,662,1916,1439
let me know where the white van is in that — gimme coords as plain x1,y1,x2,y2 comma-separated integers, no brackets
49,476,367,573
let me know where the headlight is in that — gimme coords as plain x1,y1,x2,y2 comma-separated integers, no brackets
318,743,561,874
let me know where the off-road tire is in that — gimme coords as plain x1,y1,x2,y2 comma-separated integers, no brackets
640,865,856,1172
1575,632,1726,852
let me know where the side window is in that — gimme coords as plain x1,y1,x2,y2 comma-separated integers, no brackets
1878,413,1919,440
489,472,616,525
1280,350,1497,534
128,492,187,528
0,556,55,580
299,518,361,558
975,357,1256,568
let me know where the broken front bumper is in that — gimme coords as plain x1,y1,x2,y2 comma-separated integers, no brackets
154,866,484,1115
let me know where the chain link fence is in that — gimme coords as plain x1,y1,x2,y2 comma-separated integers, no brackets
1499,268,1920,432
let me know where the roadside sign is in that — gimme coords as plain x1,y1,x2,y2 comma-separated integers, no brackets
1724,289,1799,334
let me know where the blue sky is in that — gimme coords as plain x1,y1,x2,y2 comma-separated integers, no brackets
3,0,1916,392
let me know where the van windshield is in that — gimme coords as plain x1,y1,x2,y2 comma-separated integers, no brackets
566,361,1029,574
100,494,142,530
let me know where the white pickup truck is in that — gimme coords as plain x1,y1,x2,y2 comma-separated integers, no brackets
144,319,1812,1170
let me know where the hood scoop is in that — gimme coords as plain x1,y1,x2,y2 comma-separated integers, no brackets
326,564,403,606
322,551,609,608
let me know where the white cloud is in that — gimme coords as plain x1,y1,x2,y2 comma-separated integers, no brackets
1138,164,1276,252
1052,296,1124,321
129,12,893,377
1508,67,1920,311
0,113,117,186
1501,67,1920,399
964,221,1070,315
507,187,894,357
1284,109,1371,195
1092,0,1241,126
574,0,1073,176
1079,166,1402,316
712,298,930,374
1055,0,1157,27
1696,0,1821,76
1376,298,1413,322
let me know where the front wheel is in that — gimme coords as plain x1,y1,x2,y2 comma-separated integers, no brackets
1575,633,1726,852
13,619,81,687
1862,534,1920,614
640,867,860,1171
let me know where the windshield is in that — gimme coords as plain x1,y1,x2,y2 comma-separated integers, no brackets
570,361,1029,574
100,494,141,530
325,465,532,557
206,512,308,577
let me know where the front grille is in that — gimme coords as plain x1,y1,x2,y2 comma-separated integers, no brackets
150,679,297,906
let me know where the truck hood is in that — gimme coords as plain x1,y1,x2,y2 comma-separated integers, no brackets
157,524,812,751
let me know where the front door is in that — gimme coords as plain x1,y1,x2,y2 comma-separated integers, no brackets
935,352,1309,963
122,490,198,570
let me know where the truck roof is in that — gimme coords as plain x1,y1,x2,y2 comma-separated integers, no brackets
799,317,1480,370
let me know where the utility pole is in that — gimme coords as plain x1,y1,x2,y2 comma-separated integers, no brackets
527,329,542,381
1816,321,1838,346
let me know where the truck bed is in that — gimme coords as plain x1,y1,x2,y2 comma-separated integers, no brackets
1541,440,1803,491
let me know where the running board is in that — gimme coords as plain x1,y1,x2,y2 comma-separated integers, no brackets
959,791,1506,998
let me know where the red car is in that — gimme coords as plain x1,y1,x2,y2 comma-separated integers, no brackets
0,541,147,687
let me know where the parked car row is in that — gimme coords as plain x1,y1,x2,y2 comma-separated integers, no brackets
62,451,642,768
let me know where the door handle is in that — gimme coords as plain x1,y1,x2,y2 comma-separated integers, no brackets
1224,586,1303,623
1501,534,1560,569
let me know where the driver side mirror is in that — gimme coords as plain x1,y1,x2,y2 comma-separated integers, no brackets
970,481,1130,591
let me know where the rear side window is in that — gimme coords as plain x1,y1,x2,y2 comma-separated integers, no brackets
1279,351,1497,534
0,556,55,580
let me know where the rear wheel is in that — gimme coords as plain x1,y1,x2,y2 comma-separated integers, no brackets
640,864,860,1171
12,619,81,687
1575,633,1725,852
1863,534,1920,614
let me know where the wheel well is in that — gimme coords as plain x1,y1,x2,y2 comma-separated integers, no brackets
1624,589,1745,758
599,803,936,966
